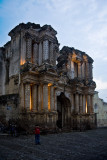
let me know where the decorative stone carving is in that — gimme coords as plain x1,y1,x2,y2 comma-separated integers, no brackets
43,84,48,111
43,40,49,61
26,38,32,61
50,42,54,64
33,43,38,64
25,84,30,110
38,42,43,65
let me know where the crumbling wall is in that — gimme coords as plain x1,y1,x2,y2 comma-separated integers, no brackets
9,35,20,77
0,48,5,95
0,48,3,95
0,94,19,124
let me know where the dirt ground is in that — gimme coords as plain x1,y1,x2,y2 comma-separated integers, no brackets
0,128,107,160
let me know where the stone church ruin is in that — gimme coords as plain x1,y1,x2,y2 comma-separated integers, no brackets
0,22,96,131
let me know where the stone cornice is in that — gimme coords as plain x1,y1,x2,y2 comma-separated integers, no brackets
8,22,41,37
38,34,58,44
40,24,57,35
8,22,57,39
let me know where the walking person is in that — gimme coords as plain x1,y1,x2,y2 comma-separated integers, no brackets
35,125,40,145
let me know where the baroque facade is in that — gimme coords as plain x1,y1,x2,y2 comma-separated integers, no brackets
0,22,96,131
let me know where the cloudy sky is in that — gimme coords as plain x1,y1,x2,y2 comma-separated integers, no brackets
0,0,107,101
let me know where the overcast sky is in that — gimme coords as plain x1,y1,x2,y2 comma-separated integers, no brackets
0,0,107,102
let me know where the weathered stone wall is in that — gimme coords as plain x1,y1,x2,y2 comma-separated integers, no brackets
93,91,107,127
0,48,3,95
0,94,19,124
0,48,5,95
9,35,20,77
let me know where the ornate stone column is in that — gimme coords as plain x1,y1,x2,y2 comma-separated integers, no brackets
50,86,54,111
43,40,49,61
38,42,43,65
53,47,57,66
90,95,94,113
86,62,90,79
81,62,85,79
79,94,83,113
33,43,38,65
68,106,71,121
75,94,79,113
32,85,38,111
38,85,43,111
71,61,74,79
20,83,25,109
78,63,81,79
43,84,48,111
83,95,86,113
87,95,91,113
50,42,54,64
54,88,57,111
26,38,32,62
25,83,30,111
20,38,26,65
71,94,74,113
89,63,93,79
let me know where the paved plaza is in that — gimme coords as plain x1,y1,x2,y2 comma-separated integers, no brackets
0,128,107,160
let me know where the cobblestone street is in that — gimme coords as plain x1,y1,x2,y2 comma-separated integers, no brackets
0,128,107,160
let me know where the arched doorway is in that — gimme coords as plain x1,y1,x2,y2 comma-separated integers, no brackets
57,92,71,128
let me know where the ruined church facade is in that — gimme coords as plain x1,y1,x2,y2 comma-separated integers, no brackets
0,23,96,130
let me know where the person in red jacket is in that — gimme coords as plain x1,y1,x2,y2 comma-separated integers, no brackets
35,125,40,145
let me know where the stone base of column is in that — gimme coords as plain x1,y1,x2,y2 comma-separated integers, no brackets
18,110,58,132
71,113,96,131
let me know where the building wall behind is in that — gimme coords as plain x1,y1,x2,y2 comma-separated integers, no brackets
0,49,3,95
0,48,6,95
9,35,20,77
93,92,107,127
